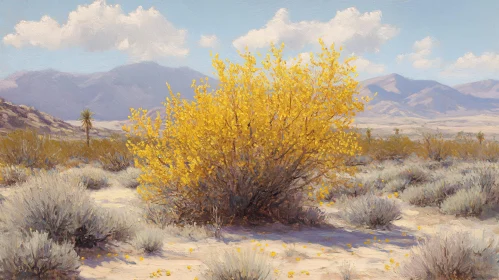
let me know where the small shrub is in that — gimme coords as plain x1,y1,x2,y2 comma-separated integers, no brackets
401,180,462,207
297,206,326,226
0,231,80,279
397,164,432,186
133,228,164,254
342,194,401,229
0,165,30,186
461,167,499,204
339,261,356,280
63,166,111,190
0,129,66,169
0,173,135,248
117,167,141,189
440,187,487,217
203,246,273,280
144,203,175,229
397,230,499,279
383,177,410,193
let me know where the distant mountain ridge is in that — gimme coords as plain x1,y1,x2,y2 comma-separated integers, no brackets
0,63,497,120
359,74,499,118
0,62,218,121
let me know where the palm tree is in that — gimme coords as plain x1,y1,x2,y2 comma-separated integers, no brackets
477,131,485,145
79,108,94,147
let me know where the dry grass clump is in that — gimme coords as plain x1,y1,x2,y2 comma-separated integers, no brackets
440,187,487,217
0,231,80,279
397,230,499,280
133,228,164,254
342,194,401,229
339,261,356,280
0,165,30,186
0,129,64,169
0,173,136,249
62,166,111,190
401,179,462,207
202,246,274,280
116,167,141,189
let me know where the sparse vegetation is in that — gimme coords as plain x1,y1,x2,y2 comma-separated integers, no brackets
133,228,164,254
202,246,274,280
0,231,81,279
397,230,499,280
342,194,401,229
0,173,136,249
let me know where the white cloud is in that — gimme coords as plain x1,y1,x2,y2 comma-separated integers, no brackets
397,36,441,69
199,35,219,48
352,56,385,74
2,0,188,61
287,52,384,74
233,7,399,53
441,52,499,78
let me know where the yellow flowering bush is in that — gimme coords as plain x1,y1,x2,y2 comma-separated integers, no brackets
124,39,368,224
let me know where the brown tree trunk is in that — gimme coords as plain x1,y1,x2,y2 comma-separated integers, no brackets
86,127,90,147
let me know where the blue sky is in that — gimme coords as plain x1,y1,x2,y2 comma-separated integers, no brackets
0,0,498,85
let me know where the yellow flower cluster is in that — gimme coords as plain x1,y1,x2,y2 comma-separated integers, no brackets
123,39,369,209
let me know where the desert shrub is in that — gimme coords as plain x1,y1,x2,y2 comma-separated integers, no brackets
202,246,273,280
367,135,418,161
397,230,499,280
296,206,326,226
401,179,462,207
0,231,80,279
95,138,134,172
339,261,356,280
133,228,164,254
342,194,401,229
397,164,433,186
440,187,487,217
0,129,64,169
461,166,499,204
117,167,141,189
0,165,30,186
124,40,367,225
284,244,308,259
270,193,327,225
0,173,135,248
420,130,454,161
383,177,410,193
144,203,176,229
63,166,110,190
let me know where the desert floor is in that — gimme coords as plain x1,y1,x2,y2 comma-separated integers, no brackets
2,163,497,280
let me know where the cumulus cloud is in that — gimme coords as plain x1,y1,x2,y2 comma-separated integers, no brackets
352,56,385,74
199,34,219,48
441,52,499,78
397,36,441,69
287,52,384,74
233,7,399,53
2,0,188,61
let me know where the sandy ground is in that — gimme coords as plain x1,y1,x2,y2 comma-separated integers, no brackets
354,114,499,140
3,175,498,280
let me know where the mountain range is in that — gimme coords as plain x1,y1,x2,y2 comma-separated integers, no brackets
0,62,498,120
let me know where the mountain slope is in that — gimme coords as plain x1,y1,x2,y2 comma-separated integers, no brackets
454,79,499,99
0,62,218,121
0,98,116,137
359,74,499,117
